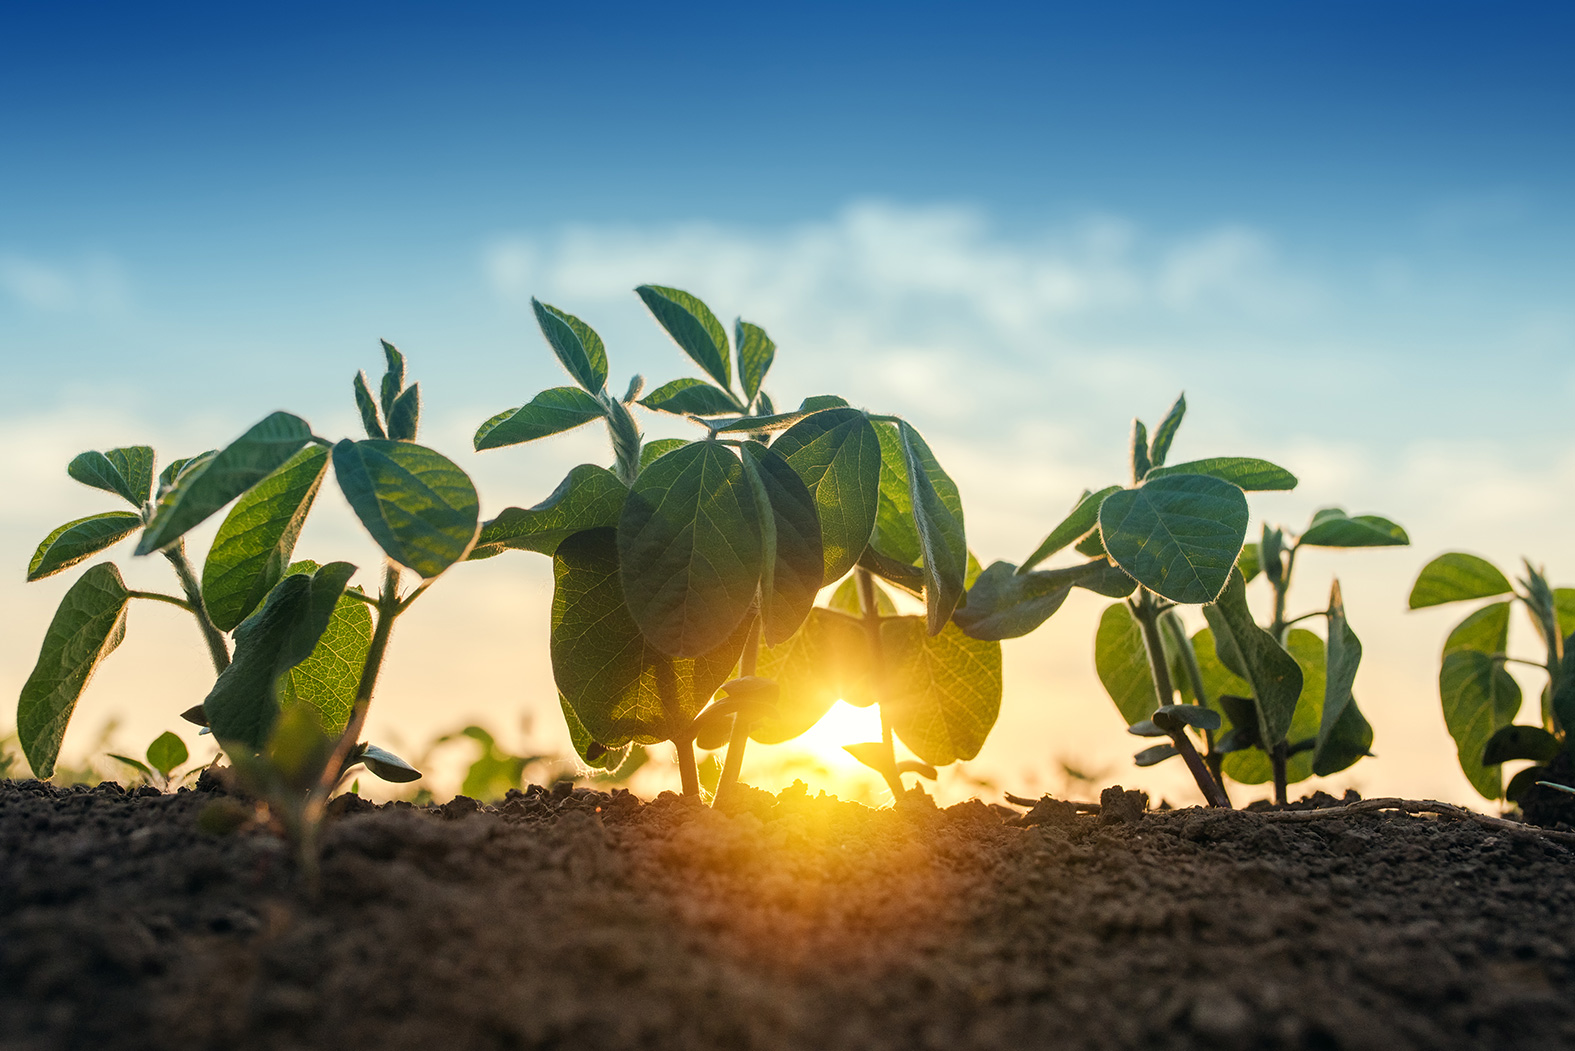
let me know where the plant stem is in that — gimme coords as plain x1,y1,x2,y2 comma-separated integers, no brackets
1271,741,1289,806
1160,610,1229,804
1269,545,1298,642
128,590,194,612
675,738,700,797
715,614,762,805
856,568,906,798
1132,590,1230,808
321,563,402,793
161,540,230,673
1171,728,1232,809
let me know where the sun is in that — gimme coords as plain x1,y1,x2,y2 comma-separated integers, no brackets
738,700,891,803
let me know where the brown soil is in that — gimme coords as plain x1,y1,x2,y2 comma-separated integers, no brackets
4,776,1574,1051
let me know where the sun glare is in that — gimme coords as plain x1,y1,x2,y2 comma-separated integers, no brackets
740,700,890,803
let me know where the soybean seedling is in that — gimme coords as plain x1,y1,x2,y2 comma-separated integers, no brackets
109,730,205,791
1409,553,1575,803
954,394,1300,807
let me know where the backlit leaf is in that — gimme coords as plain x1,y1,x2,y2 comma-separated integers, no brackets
560,693,634,771
638,438,689,470
897,421,967,633
638,378,740,416
387,382,420,441
68,446,155,508
635,284,732,390
1202,568,1302,747
881,617,1002,766
379,340,406,420
742,441,823,645
469,464,628,559
735,320,775,402
27,512,143,581
137,413,315,554
533,298,608,393
1409,552,1512,609
145,731,188,778
274,561,373,735
1441,649,1521,799
17,563,130,778
201,444,330,631
1299,507,1409,548
1313,579,1374,777
1021,486,1121,572
552,528,750,745
1095,602,1159,726
1442,600,1511,657
1130,419,1151,482
751,608,875,742
473,386,605,450
333,440,479,578
954,559,1107,641
353,370,386,439
1220,629,1324,785
1145,457,1297,491
772,407,881,582
1099,474,1248,604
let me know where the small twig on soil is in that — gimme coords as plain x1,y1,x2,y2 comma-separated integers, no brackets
1254,797,1575,846
1005,792,1101,813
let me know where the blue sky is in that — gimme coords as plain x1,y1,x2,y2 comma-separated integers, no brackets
4,2,1573,803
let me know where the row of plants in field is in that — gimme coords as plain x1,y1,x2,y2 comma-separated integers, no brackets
16,283,1574,843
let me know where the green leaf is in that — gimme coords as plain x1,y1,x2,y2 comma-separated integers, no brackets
1219,629,1324,785
1151,704,1221,732
379,340,407,421
387,383,420,441
1021,486,1121,572
200,444,331,631
1145,457,1298,491
1509,766,1553,803
954,559,1108,641
1147,393,1185,468
742,442,824,645
157,451,213,495
560,693,634,771
829,575,896,618
203,562,357,749
27,512,143,581
109,754,153,780
1299,507,1409,548
1441,649,1521,799
358,743,422,783
552,528,750,745
771,407,881,583
1314,580,1374,777
137,413,316,554
799,395,850,412
1202,568,1303,747
1555,588,1575,642
735,320,775,402
1099,474,1249,604
635,284,732,390
1130,419,1151,482
1075,560,1139,598
1075,530,1106,558
1095,602,1159,726
638,378,741,416
275,562,373,735
532,298,609,394
709,410,813,435
473,386,606,450
145,731,188,778
1237,542,1261,585
17,563,130,778
68,446,155,508
618,441,762,657
353,370,387,439
880,617,1002,766
857,546,925,596
751,608,875,743
469,464,628,560
1442,600,1512,657
1134,743,1179,767
634,438,687,472
1409,552,1512,609
896,422,968,634
1482,724,1561,765
333,440,480,578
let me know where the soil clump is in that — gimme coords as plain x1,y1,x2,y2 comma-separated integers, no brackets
3,777,1573,1051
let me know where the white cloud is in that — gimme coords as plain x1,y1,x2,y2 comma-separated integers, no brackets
0,252,128,312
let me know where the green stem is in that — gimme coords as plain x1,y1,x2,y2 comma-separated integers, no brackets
1171,728,1232,809
1269,545,1298,642
1271,742,1289,806
128,590,194,612
1159,611,1228,803
161,540,230,673
856,568,906,798
1132,590,1230,808
675,737,700,797
715,614,762,805
320,563,402,794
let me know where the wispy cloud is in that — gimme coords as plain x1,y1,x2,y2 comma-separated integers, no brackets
0,252,129,312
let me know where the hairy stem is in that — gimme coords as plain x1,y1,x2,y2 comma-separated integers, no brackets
1160,610,1229,805
1133,590,1230,807
162,540,230,673
128,590,194,613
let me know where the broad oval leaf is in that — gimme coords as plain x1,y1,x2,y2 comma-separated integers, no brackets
735,320,775,402
68,446,155,508
333,440,480,579
880,617,1002,766
474,386,606,450
954,559,1109,641
742,441,824,645
1099,474,1248,604
137,413,316,554
27,511,143,581
1299,507,1409,548
635,284,732,390
1482,724,1561,765
145,730,189,778
618,441,763,657
772,408,881,582
552,528,750,745
751,608,876,743
1021,486,1122,572
1313,579,1374,777
1442,600,1511,657
1096,602,1159,726
560,693,634,771
469,464,628,560
1441,649,1521,799
1219,629,1324,785
17,563,130,778
533,298,609,394
1144,457,1297,491
358,743,423,783
1134,743,1180,767
1410,552,1513,609
275,561,373,735
203,561,357,749
638,377,741,416
200,444,330,631
1203,568,1303,747
638,438,688,472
